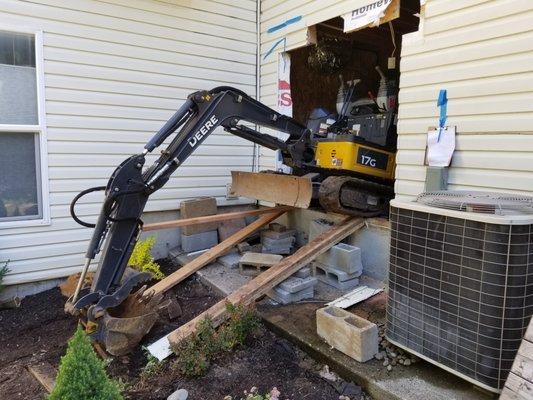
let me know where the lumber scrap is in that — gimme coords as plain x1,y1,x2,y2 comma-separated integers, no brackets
501,317,533,400
146,210,286,296
231,171,313,208
27,362,57,393
167,217,363,350
142,205,292,232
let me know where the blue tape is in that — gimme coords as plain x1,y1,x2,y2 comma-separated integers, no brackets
263,37,286,60
267,15,302,33
437,89,447,141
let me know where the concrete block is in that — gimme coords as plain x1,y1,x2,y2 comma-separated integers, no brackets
262,245,293,255
293,266,311,279
218,217,246,241
267,286,314,304
181,230,218,253
261,229,297,240
236,242,252,254
238,252,283,276
262,236,295,248
217,252,241,269
278,276,317,294
244,215,258,225
317,243,363,275
313,263,360,290
180,197,218,235
316,306,378,362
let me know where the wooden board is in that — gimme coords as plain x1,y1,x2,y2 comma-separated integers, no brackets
27,362,57,393
501,317,533,400
145,210,286,296
167,217,364,349
142,205,293,232
231,171,313,208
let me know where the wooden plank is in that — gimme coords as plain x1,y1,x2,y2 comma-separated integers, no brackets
167,217,364,349
512,353,533,384
231,171,313,208
142,205,293,232
27,362,57,393
146,211,286,296
504,372,533,400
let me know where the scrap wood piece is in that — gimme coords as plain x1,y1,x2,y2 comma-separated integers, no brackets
231,171,313,208
326,286,383,309
27,362,57,393
146,210,286,297
142,205,293,232
501,317,533,400
147,217,364,360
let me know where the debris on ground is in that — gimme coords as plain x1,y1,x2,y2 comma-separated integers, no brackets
376,323,419,372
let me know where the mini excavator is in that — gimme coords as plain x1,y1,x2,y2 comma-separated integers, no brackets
67,87,395,354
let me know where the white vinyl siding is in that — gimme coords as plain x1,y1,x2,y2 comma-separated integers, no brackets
395,0,533,200
0,0,257,285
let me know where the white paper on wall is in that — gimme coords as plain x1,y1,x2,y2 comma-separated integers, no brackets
277,52,292,118
342,0,393,32
426,126,456,167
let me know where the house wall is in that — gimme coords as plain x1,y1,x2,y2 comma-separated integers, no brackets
0,0,257,285
259,0,533,198
396,0,533,200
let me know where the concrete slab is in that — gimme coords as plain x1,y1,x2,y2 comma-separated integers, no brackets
196,262,251,297
267,285,314,304
217,252,241,269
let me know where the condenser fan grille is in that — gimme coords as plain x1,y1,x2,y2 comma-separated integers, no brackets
416,191,533,215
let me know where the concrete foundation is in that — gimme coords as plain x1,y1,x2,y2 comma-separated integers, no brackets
181,230,218,253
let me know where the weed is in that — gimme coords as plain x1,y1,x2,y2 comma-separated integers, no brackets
140,347,164,379
48,328,123,400
174,303,260,378
128,237,164,280
0,260,10,294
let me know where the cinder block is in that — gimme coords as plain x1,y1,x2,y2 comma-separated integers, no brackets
261,229,297,240
277,276,317,294
218,217,246,241
180,197,218,235
217,252,241,269
316,306,378,362
317,243,363,275
238,252,283,276
262,245,293,255
293,266,311,279
313,263,359,290
267,286,314,304
236,242,252,254
262,236,295,248
181,230,218,253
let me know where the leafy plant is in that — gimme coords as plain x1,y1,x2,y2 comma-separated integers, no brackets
174,303,259,377
48,328,123,400
128,237,164,280
139,347,164,379
0,260,10,294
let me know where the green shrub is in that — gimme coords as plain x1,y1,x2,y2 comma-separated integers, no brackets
0,260,10,294
175,303,259,378
128,237,164,280
49,328,123,400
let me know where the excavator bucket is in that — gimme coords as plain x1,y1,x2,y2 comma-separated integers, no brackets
89,285,163,356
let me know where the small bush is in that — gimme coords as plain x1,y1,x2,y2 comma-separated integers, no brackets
128,237,164,280
139,347,165,380
0,260,10,294
48,328,123,400
175,303,259,377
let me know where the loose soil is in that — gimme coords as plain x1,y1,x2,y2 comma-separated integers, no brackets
0,260,367,400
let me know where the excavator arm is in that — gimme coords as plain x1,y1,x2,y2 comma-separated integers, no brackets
67,87,313,354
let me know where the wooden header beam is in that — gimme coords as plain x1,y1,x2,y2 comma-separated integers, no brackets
142,205,293,232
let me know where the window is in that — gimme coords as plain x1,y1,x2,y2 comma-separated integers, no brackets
0,28,49,226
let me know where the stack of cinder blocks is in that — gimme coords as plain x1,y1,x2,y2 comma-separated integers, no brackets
180,197,218,253
268,266,317,304
312,243,363,290
261,223,296,255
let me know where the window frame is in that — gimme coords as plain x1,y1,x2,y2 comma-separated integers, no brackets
0,24,50,228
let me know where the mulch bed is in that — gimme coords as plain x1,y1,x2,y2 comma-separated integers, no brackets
0,260,367,400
